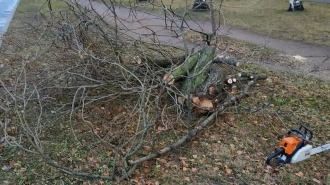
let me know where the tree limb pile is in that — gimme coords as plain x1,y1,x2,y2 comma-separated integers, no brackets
163,46,267,112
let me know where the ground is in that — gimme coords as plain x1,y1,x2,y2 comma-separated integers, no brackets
0,0,330,185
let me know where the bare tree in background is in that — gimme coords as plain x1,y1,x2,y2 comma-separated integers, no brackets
0,0,267,182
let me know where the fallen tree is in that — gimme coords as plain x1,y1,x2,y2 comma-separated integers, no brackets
0,0,271,183
163,45,268,113
119,47,268,178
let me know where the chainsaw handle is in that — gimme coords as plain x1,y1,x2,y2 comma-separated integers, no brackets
288,124,313,141
266,148,285,166
299,124,313,141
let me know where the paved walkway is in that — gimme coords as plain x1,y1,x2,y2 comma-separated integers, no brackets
77,0,330,80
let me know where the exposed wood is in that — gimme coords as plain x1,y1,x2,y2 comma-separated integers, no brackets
190,94,214,111
226,78,233,84
188,64,226,112
231,83,237,94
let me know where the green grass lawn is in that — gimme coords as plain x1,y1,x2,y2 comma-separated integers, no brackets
119,0,330,46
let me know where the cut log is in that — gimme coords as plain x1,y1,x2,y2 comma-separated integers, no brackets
237,74,268,81
190,95,214,111
163,50,202,85
213,56,239,66
194,64,226,96
189,64,226,111
181,46,216,95
238,72,254,79
142,54,186,68
226,78,233,84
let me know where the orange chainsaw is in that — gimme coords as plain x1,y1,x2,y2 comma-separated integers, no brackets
266,124,330,166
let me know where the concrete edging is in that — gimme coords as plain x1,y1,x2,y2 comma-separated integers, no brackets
0,0,21,46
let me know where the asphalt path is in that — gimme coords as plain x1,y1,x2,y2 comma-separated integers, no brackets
1,0,327,79
75,0,330,80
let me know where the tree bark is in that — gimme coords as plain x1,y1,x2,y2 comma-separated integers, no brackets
181,46,215,95
163,49,203,85
194,63,226,97
213,57,239,66
142,54,186,68
190,64,226,110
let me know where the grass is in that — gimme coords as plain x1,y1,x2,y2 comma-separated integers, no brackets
134,67,330,185
118,0,330,47
1,0,330,185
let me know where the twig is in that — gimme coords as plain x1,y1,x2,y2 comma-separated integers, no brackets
128,77,260,166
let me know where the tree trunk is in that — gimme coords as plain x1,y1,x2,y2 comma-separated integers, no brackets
163,49,203,85
181,46,215,95
195,63,226,97
142,54,186,68
190,64,226,111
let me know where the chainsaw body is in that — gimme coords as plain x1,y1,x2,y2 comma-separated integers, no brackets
290,144,313,163
266,124,313,166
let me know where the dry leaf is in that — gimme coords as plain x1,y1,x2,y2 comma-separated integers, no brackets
227,114,235,122
181,160,188,168
182,167,188,171
16,168,27,173
295,171,304,177
156,158,167,164
312,178,321,184
236,150,243,155
177,97,185,105
102,171,110,176
184,177,190,182
191,168,197,172
230,144,235,149
144,167,151,173
199,158,206,164
157,126,166,131
225,168,232,174
1,165,11,171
